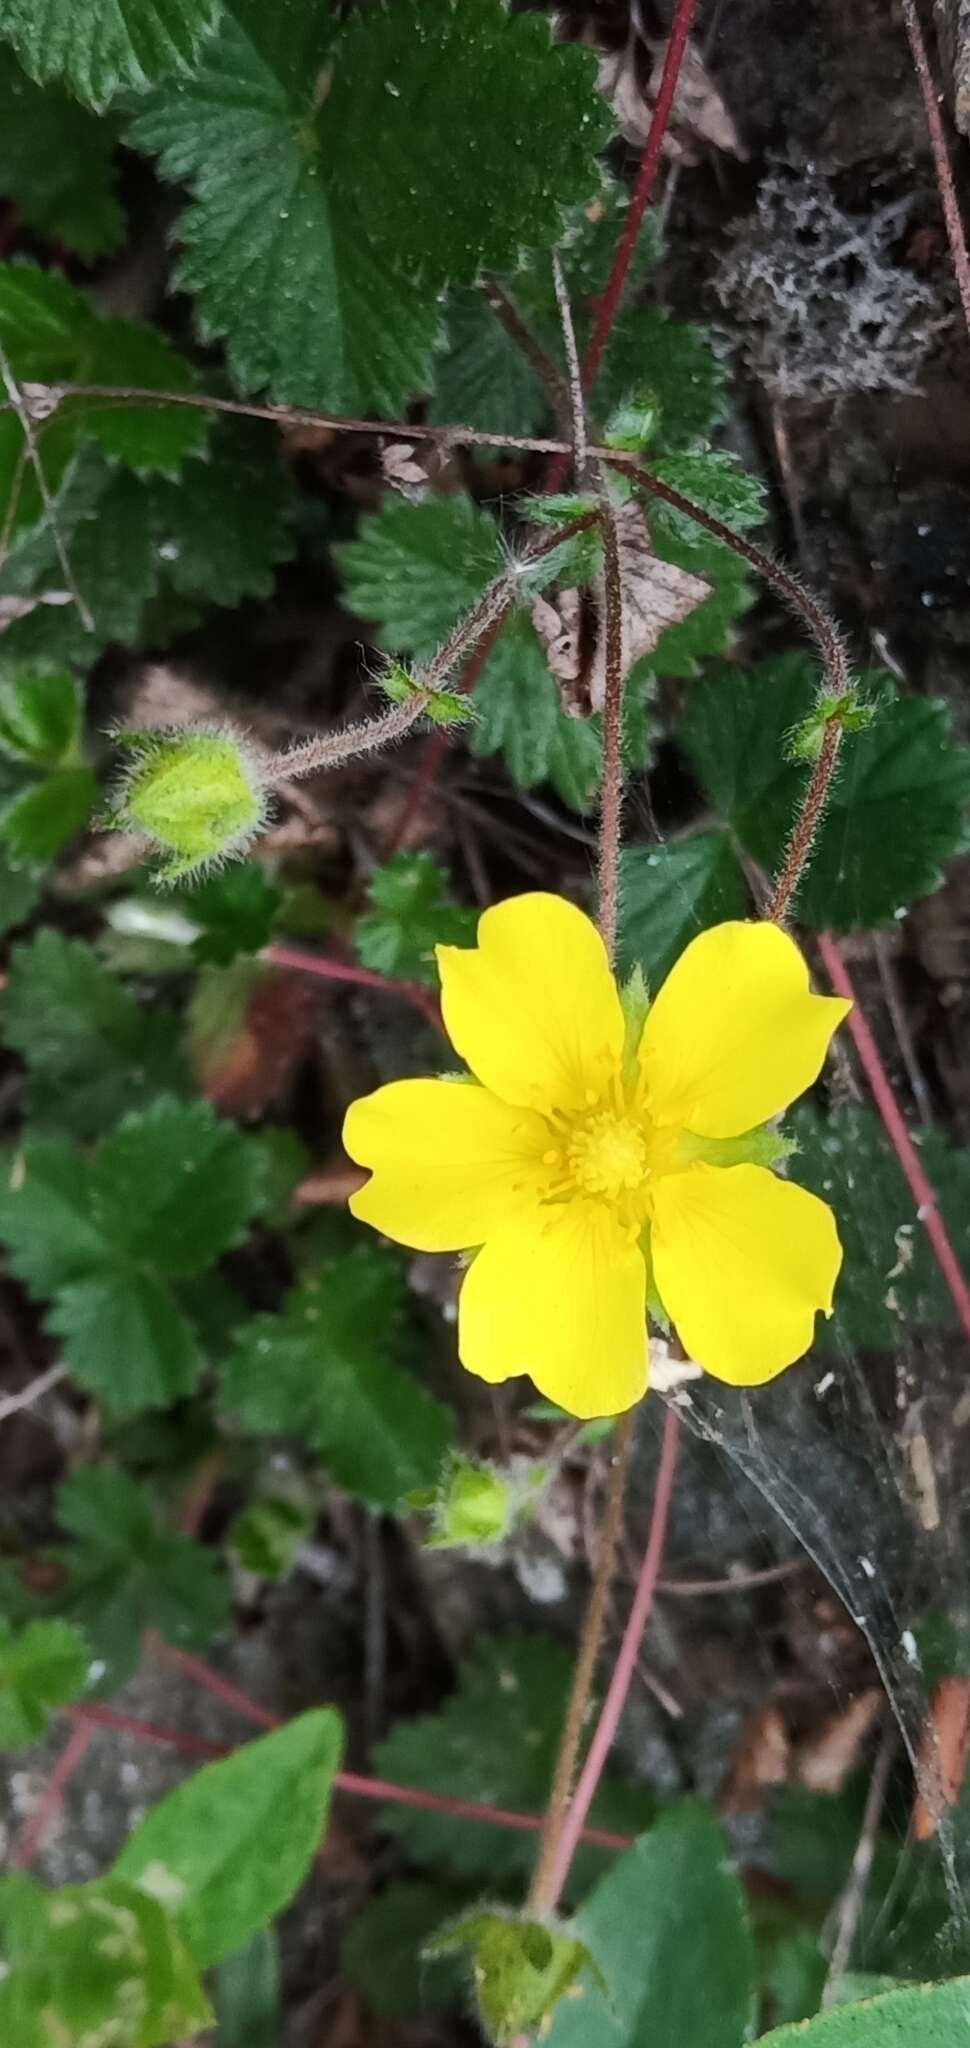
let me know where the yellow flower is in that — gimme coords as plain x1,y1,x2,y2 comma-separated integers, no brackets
343,894,850,1420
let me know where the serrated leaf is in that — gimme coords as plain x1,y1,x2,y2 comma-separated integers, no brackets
544,1803,753,2048
335,491,505,662
115,1709,344,1969
220,1250,454,1510
0,1872,212,2047
617,831,746,988
52,1465,229,1690
356,852,477,985
147,415,299,612
2,929,190,1138
325,0,610,288
682,657,970,927
601,309,727,450
91,1096,268,1274
127,0,441,415
647,528,752,674
373,1637,655,1892
181,861,283,966
789,1106,970,1352
0,51,122,257
428,285,547,440
470,611,605,809
645,451,767,544
0,764,96,859
0,0,220,109
0,1616,89,1747
0,262,205,531
755,1977,970,2045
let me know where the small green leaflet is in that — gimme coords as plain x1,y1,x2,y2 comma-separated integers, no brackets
0,844,39,932
2,929,190,1139
0,263,205,534
0,669,93,860
0,50,122,257
599,310,727,450
0,0,220,109
115,1709,344,1969
220,1248,454,1511
617,832,747,988
644,451,767,544
682,656,970,927
182,861,284,966
356,852,477,985
0,668,82,767
374,1636,654,1892
0,1872,212,2047
0,1097,267,1412
0,1615,89,1747
51,1464,229,1692
1,766,96,860
545,1803,754,2048
755,1976,970,2046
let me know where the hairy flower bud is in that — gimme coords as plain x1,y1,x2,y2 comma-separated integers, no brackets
108,725,269,883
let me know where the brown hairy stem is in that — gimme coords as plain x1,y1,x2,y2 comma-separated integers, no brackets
765,716,842,923
595,493,627,960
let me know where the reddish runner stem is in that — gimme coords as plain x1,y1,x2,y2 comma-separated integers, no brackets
817,932,970,1343
13,1721,95,1870
263,944,444,1033
900,0,970,346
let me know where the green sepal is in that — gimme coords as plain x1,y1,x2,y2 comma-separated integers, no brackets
412,1451,548,1551
380,661,475,728
603,387,660,451
639,1228,670,1335
426,1908,606,2045
525,493,599,526
787,685,879,763
619,964,649,1085
677,1125,796,1171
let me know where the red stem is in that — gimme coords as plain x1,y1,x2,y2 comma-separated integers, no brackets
13,1721,94,1870
900,0,970,346
543,1405,682,1908
817,934,970,1342
264,943,444,1033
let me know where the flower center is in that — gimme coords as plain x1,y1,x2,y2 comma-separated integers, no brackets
567,1112,648,1200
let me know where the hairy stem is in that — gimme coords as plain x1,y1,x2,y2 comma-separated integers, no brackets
596,493,627,960
900,0,970,346
262,693,430,783
527,1411,636,1913
765,716,842,923
551,246,588,484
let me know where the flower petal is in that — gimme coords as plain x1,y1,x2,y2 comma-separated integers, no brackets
437,892,624,1115
650,1161,842,1384
458,1198,647,1418
638,921,850,1139
344,1079,548,1252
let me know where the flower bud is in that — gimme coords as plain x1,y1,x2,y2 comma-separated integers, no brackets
109,725,268,883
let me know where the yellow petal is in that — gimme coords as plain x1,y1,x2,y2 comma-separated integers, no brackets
437,892,624,1115
457,1198,647,1419
638,920,850,1138
344,1079,548,1253
650,1162,842,1384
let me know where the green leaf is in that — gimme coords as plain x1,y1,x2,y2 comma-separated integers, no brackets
0,1872,212,2047
0,1100,266,1412
325,0,610,288
0,843,40,931
214,1931,281,2048
645,451,768,544
0,668,82,766
356,852,477,985
0,51,122,256
229,1497,310,1579
648,529,752,675
544,1803,753,2048
181,862,283,966
147,415,299,612
53,1464,229,1691
754,1977,970,2045
342,1882,466,2020
1,929,191,1139
115,1709,344,1969
682,657,970,927
127,0,441,415
601,309,727,451
789,1106,970,1351
373,1637,655,1892
220,1250,454,1510
470,612,606,810
0,263,205,531
0,1616,89,1747
428,285,546,440
335,491,505,661
617,831,746,989
0,764,96,859
0,0,219,109
0,453,162,667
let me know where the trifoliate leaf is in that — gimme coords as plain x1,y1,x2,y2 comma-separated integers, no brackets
182,862,283,966
220,1249,454,1511
0,51,122,256
50,1464,228,1691
110,727,268,883
0,1616,89,1748
0,1872,212,2048
0,1100,266,1412
0,668,82,766
430,1911,601,2045
682,656,970,927
0,0,220,109
115,1709,344,1969
229,1497,310,1580
374,1637,655,1892
0,262,205,530
2,929,190,1138
789,1105,970,1353
325,0,610,287
0,764,96,859
617,832,746,988
127,0,440,415
356,852,477,986
644,451,768,545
